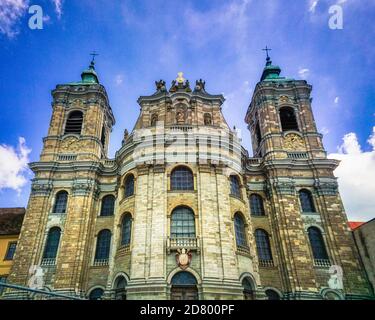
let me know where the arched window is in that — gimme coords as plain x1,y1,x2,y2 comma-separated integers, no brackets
250,194,265,216
234,213,248,249
230,175,241,198
171,272,198,300
242,277,255,300
121,214,132,246
124,175,135,198
64,111,83,134
308,227,329,261
95,229,111,262
265,289,280,300
171,207,195,238
89,288,104,300
114,276,127,300
255,229,273,265
42,227,61,262
299,189,316,212
204,113,212,125
53,191,68,214
151,114,158,126
279,107,298,132
171,166,194,191
100,195,115,217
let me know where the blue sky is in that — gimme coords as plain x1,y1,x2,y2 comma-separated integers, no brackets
0,0,374,221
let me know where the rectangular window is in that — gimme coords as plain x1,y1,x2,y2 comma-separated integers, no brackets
4,242,17,261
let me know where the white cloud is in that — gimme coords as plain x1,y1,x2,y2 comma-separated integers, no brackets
0,137,31,192
298,68,310,79
0,0,29,38
334,96,339,104
114,74,124,86
52,0,63,19
320,127,330,135
309,0,319,13
328,127,375,222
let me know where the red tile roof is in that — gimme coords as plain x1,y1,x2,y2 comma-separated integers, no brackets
348,221,365,231
0,208,25,236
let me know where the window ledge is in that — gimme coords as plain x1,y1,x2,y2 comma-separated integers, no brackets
230,194,244,202
250,215,267,218
120,195,135,205
168,190,196,193
97,215,114,218
93,259,109,267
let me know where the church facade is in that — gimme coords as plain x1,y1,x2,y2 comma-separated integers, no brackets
5,57,374,300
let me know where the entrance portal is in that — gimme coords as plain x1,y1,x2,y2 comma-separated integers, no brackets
170,271,198,300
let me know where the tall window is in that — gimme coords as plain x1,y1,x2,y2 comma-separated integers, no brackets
230,175,241,198
279,107,298,132
171,166,194,191
299,189,316,212
255,122,262,146
101,125,106,147
114,276,127,300
234,213,247,249
171,207,195,238
100,195,115,217
53,191,68,214
64,111,83,134
308,227,329,261
4,242,17,260
124,175,135,198
42,227,61,261
95,229,111,261
255,229,273,262
121,214,132,246
242,277,255,300
250,194,265,216
89,288,104,300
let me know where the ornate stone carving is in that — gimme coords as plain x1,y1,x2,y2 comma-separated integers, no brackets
175,248,192,270
273,180,295,195
314,180,339,196
155,80,166,92
31,182,53,196
195,79,206,92
283,133,305,151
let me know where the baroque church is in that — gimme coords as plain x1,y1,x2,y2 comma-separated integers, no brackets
5,55,374,300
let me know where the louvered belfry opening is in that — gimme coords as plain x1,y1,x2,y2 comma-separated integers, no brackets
279,107,299,131
64,111,83,134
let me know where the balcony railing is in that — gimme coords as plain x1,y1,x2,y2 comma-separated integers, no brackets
236,245,250,255
167,237,199,250
287,152,308,160
41,258,56,266
259,259,274,267
169,125,193,132
314,259,331,268
93,259,109,267
57,154,77,161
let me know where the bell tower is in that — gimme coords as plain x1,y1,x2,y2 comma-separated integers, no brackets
245,53,325,160
41,57,115,162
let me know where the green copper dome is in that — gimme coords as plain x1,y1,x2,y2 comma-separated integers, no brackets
260,57,282,81
80,60,99,84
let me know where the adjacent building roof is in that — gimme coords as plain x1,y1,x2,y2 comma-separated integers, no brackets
0,208,25,236
348,221,365,231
